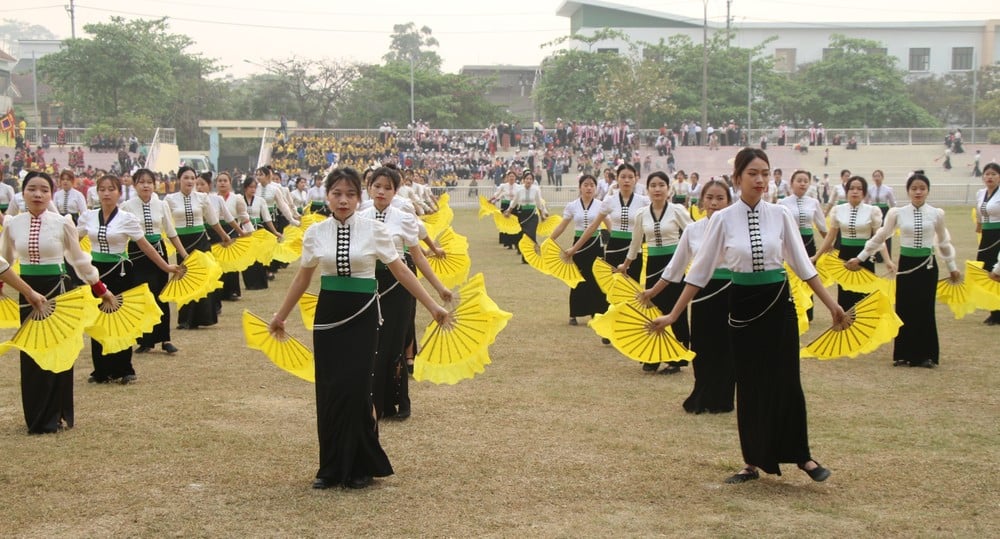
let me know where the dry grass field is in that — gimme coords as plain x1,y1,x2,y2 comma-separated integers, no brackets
0,206,997,538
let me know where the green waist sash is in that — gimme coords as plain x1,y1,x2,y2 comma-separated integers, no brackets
841,237,867,247
519,204,536,211
711,268,733,280
144,234,162,243
900,246,933,257
251,217,262,225
176,225,205,235
20,263,65,276
647,245,677,256
982,222,1000,230
799,227,814,236
310,201,325,208
91,252,128,263
875,203,889,209
609,230,632,239
320,275,377,294
731,269,785,286
574,231,600,239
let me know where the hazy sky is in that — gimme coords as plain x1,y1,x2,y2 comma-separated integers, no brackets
4,0,999,76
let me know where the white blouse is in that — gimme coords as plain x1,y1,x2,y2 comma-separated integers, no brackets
510,184,546,213
492,183,517,202
662,217,711,283
120,197,179,238
859,204,958,272
626,204,693,261
829,202,882,240
685,200,817,288
300,213,399,278
834,184,848,202
55,188,87,216
866,184,897,207
599,192,650,232
5,193,59,216
205,192,236,225
220,192,250,227
307,186,327,204
164,191,220,229
562,198,602,234
258,181,298,222
0,183,16,208
86,186,100,209
77,208,144,254
689,182,702,201
244,196,273,225
0,210,99,284
358,205,419,255
778,195,829,234
975,187,1000,225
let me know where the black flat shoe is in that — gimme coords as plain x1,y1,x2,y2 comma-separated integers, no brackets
162,343,179,354
568,317,578,326
724,467,759,484
135,346,153,354
601,338,611,345
119,374,137,385
394,409,411,420
914,359,935,369
346,476,372,489
312,478,338,490
798,461,831,482
642,362,660,372
892,359,908,367
658,364,681,375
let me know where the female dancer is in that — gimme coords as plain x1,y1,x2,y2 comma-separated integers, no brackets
256,165,300,279
650,148,847,484
687,172,702,209
620,171,693,374
197,172,243,315
307,175,329,215
779,169,828,258
78,174,182,383
548,174,610,326
121,168,189,354
241,177,281,291
0,171,115,433
504,171,547,258
216,171,251,301
290,177,310,214
643,180,735,412
164,166,231,330
813,176,893,312
55,170,87,223
848,172,960,367
669,173,690,206
866,169,896,262
490,170,518,249
359,166,451,420
269,167,448,490
974,162,1000,325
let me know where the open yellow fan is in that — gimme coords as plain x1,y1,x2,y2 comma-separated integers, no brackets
425,238,471,290
589,302,694,364
817,251,883,293
210,236,258,273
690,204,706,221
492,211,521,234
85,283,163,354
297,292,317,331
0,295,20,328
592,257,616,296
607,273,663,320
784,264,813,335
299,212,326,231
540,238,584,288
0,286,101,373
801,290,902,360
437,192,450,208
966,260,1000,311
518,235,550,275
478,196,496,219
79,235,91,252
242,310,314,382
435,226,469,252
536,215,562,238
251,228,278,264
272,225,303,264
159,250,223,306
413,273,511,385
421,204,454,231
936,277,976,319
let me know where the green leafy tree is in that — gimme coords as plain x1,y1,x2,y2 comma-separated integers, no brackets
796,35,937,127
242,57,358,128
0,18,58,42
534,49,626,122
909,65,1000,126
383,22,441,71
597,58,676,129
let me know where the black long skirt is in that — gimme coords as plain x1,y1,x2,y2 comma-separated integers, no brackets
683,278,735,413
177,231,217,329
313,289,393,483
132,241,171,346
20,274,74,434
206,226,225,316
517,208,539,243
89,260,136,381
372,258,415,419
800,233,817,320
894,254,939,365
604,237,642,282
243,262,269,290
836,244,871,311
569,234,608,317
729,280,812,475
646,252,690,347
268,213,289,272
978,228,1000,322
499,200,515,246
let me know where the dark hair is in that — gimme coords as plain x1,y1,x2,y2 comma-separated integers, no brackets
646,171,670,188
846,175,869,195
325,167,362,194
578,174,597,187
177,166,196,178
198,171,213,184
733,147,770,180
255,165,273,176
369,165,401,190
58,169,75,183
23,170,54,192
505,170,517,178
133,168,157,184
872,169,885,179
982,163,1000,176
522,170,534,180
97,174,122,193
242,176,257,191
699,179,732,204
773,168,783,175
790,169,811,183
689,172,699,181
840,169,851,178
616,163,637,178
216,171,232,183
906,171,930,191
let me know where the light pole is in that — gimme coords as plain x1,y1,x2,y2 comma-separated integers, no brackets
701,0,709,146
409,53,416,125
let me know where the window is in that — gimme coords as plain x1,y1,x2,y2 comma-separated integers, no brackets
909,48,930,72
774,48,797,73
952,47,973,70
596,47,619,55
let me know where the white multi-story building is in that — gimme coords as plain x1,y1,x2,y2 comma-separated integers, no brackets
556,0,999,76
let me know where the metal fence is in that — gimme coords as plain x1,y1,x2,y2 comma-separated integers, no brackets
18,127,175,147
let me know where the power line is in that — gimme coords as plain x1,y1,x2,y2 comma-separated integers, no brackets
143,0,550,18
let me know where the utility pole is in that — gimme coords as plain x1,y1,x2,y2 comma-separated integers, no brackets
409,53,415,125
701,0,708,146
66,0,77,39
726,0,732,47
971,50,977,143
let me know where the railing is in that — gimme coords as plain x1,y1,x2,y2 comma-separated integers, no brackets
13,127,176,148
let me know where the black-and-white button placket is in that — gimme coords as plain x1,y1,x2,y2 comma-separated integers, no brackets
913,207,924,248
183,195,194,228
142,202,154,234
335,224,351,276
796,197,807,228
748,209,765,272
374,209,386,223
847,206,858,238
